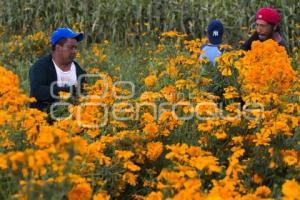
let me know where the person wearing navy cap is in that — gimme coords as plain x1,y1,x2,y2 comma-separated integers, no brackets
241,7,290,54
199,19,224,66
29,27,86,114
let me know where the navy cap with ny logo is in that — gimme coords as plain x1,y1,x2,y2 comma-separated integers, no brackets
207,20,224,45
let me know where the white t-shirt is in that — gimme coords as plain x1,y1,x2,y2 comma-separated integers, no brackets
199,44,221,65
53,60,77,87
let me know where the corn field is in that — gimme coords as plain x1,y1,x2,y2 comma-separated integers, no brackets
0,0,299,47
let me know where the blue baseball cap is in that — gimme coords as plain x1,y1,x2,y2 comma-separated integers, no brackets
207,20,224,45
51,27,84,46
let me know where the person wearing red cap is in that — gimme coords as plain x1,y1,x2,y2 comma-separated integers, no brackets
242,7,290,54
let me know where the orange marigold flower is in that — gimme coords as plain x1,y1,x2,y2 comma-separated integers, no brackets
124,161,140,171
160,85,177,103
144,75,157,87
282,150,298,166
146,142,163,161
214,130,227,140
122,172,137,186
68,182,92,200
254,185,271,197
143,122,159,138
59,91,71,100
93,191,111,200
252,174,263,184
0,153,8,170
115,150,134,161
253,128,271,146
140,91,162,102
92,44,107,62
282,179,300,200
145,191,163,200
235,39,296,95
223,86,239,99
141,112,154,124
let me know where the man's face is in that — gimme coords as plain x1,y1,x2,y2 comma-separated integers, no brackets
57,38,78,64
255,19,274,41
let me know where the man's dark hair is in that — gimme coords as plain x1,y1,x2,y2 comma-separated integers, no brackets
51,38,68,51
274,25,281,33
267,22,281,33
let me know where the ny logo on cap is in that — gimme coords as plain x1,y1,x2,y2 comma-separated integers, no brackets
213,31,219,37
258,14,262,18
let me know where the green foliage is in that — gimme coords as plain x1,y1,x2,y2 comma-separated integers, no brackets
0,0,299,48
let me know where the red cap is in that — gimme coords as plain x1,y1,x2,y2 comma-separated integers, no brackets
256,7,280,25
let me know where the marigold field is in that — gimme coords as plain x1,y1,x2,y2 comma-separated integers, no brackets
1,16,300,200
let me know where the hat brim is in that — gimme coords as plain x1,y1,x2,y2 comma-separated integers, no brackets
73,33,84,42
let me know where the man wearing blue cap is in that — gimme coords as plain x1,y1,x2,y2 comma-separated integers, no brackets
199,19,224,66
29,27,86,113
